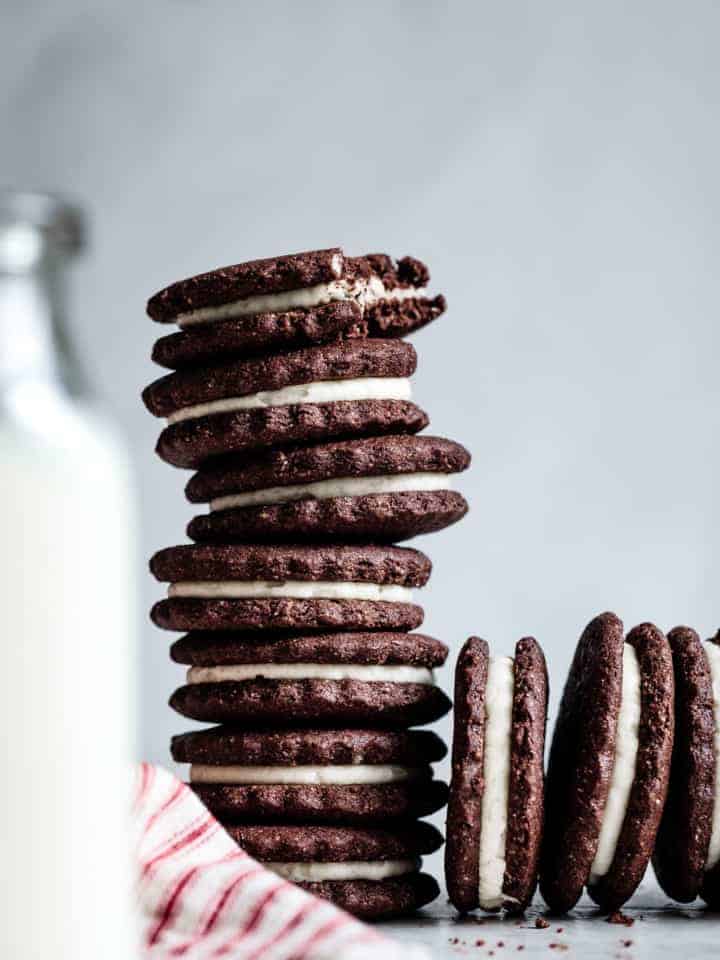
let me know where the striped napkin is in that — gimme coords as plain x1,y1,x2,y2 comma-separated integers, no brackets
135,763,431,959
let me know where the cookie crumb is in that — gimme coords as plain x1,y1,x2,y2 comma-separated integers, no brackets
556,928,564,933
622,941,633,948
476,941,485,947
535,917,551,929
517,948,525,953
549,945,569,952
607,911,634,927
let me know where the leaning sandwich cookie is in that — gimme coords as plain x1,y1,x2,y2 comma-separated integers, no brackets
185,434,470,544
653,627,720,906
171,725,449,824
539,613,674,913
445,636,548,913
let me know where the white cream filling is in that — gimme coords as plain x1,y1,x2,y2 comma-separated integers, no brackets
189,764,421,785
166,376,412,425
478,656,515,910
589,644,641,882
264,859,419,883
704,641,720,870
210,472,452,512
187,663,434,684
175,275,426,328
168,580,413,603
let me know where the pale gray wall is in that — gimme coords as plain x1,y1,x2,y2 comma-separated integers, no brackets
3,0,718,804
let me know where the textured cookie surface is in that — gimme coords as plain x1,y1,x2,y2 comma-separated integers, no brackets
191,781,449,825
170,631,448,667
143,340,418,418
151,542,431,633
586,622,674,911
147,248,434,323
148,248,345,321
445,636,489,912
156,399,429,468
186,435,470,502
539,612,625,913
224,822,442,863
187,490,468,544
152,296,446,369
171,726,447,766
503,637,548,911
702,631,720,906
653,626,715,903
169,677,451,727
151,543,432,586
152,597,424,633
296,874,439,919
152,301,366,369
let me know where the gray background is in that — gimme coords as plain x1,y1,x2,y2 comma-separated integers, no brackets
2,0,718,800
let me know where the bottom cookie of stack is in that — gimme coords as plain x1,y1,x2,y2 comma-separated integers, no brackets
171,725,448,918
226,823,442,919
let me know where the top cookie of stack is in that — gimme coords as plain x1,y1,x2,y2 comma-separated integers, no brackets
144,248,469,920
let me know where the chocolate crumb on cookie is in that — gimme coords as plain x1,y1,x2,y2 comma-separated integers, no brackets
150,543,430,635
222,822,442,918
171,725,449,824
147,248,445,364
539,613,673,914
653,627,720,905
167,628,450,728
445,635,548,914
142,339,427,468
185,434,470,544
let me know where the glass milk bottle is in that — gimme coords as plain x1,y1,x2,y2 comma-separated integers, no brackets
0,193,138,957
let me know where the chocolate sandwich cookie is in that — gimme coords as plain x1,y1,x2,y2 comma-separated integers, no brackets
445,636,548,914
222,822,442,919
653,627,720,906
148,248,445,367
143,339,427,468
539,613,674,913
150,544,429,634
168,630,450,727
171,725,449,824
185,435,470,544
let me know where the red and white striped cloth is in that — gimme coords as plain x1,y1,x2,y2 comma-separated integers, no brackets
135,763,431,960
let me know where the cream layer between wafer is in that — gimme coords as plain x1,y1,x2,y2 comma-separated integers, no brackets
166,376,412,425
186,663,433,684
210,472,452,512
265,859,419,883
168,580,413,603
478,656,515,910
589,644,641,882
175,271,426,327
189,764,423,785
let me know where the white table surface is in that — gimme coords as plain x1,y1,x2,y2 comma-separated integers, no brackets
381,880,717,958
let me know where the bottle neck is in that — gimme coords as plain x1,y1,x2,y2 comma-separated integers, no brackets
0,263,82,397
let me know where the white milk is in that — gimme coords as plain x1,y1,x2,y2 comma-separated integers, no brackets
0,194,138,958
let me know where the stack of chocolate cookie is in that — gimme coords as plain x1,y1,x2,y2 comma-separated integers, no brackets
143,248,470,919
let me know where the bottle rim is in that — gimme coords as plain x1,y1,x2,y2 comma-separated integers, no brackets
0,190,85,272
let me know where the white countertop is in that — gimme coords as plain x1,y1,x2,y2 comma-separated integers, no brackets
381,880,717,958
